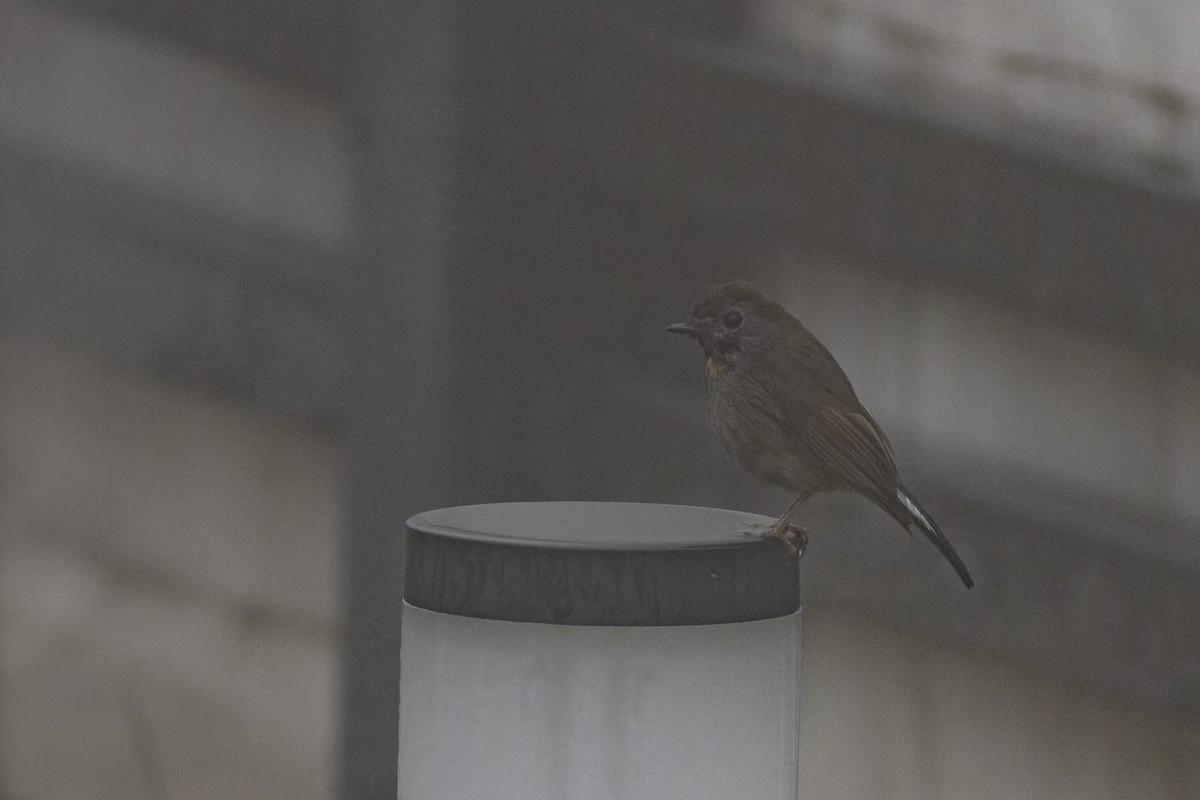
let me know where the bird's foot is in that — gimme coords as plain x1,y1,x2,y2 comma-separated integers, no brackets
739,522,808,560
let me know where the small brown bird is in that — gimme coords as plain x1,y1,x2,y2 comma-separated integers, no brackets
668,280,974,588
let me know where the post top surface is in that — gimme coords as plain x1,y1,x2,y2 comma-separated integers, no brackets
408,501,776,551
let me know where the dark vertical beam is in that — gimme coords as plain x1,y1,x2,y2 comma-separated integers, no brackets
341,1,470,797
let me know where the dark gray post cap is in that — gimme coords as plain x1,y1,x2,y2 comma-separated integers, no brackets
405,502,800,626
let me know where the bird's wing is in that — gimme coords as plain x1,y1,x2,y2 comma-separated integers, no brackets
767,321,865,409
799,405,906,523
756,320,902,515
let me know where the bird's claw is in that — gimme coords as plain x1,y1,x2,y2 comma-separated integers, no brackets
739,522,808,560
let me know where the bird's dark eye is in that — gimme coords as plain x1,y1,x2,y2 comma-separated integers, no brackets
723,310,743,329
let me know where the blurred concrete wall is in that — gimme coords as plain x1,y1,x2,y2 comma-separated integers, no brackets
2,342,1197,800
0,342,340,799
0,1,349,796
2,0,1199,798
753,0,1200,184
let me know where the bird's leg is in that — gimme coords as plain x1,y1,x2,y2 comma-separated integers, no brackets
753,525,802,558
742,493,811,558
765,523,807,559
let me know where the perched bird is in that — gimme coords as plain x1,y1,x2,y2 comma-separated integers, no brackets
667,280,974,588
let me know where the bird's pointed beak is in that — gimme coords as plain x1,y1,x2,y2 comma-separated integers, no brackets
666,322,699,335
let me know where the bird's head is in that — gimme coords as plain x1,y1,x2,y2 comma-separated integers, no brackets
666,280,787,374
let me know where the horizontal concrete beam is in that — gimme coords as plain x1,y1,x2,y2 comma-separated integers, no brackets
0,0,352,248
748,0,1200,187
34,0,346,93
484,25,1200,361
0,145,350,426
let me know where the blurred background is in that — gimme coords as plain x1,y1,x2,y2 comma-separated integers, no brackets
1,0,1199,798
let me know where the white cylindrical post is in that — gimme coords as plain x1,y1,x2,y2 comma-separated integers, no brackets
399,502,801,800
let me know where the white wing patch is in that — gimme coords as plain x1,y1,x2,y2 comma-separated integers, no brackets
898,489,932,530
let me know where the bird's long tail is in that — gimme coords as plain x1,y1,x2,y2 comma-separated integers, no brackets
896,487,974,589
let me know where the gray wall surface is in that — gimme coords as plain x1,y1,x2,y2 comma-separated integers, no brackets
2,0,1199,798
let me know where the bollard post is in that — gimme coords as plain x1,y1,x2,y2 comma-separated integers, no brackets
399,501,801,800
